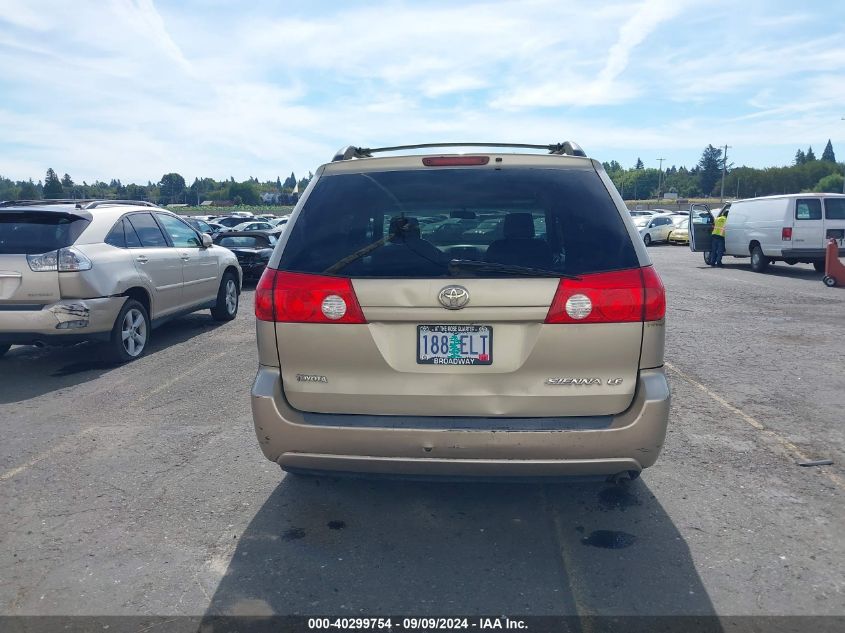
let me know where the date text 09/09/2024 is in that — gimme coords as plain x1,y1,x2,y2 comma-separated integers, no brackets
307,617,527,630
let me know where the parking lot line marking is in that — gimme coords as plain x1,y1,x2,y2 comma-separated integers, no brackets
132,349,231,405
665,361,844,490
542,485,593,625
0,428,96,482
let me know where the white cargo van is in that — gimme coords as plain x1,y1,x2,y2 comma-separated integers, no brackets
689,194,845,272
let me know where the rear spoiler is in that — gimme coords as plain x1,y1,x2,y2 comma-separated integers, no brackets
0,205,93,222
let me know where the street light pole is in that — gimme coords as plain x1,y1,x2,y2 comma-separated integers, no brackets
720,144,731,202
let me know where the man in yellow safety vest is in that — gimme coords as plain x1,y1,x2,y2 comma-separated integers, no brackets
709,209,728,267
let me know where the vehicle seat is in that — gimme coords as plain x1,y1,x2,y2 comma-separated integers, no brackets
485,213,553,268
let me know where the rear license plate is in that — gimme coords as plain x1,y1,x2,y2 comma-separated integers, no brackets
417,325,492,365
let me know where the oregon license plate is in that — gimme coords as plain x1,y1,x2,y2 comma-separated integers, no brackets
417,325,492,365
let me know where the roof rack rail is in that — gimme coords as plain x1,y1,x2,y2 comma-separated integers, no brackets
78,200,158,209
0,199,89,207
332,141,586,162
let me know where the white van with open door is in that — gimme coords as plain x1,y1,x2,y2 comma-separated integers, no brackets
689,194,845,272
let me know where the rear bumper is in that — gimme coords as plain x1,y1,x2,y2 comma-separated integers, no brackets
250,366,670,477
0,296,125,346
781,248,845,259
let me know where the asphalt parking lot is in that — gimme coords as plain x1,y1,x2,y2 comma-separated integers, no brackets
1,244,843,618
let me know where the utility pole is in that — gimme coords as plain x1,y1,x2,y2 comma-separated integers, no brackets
656,158,665,202
719,144,731,202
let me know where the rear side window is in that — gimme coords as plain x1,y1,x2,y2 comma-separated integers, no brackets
278,168,638,278
795,199,822,220
824,199,845,220
105,220,127,248
127,213,168,247
0,213,90,254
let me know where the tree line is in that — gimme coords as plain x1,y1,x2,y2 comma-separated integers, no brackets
605,139,841,200
0,170,313,206
1,141,842,205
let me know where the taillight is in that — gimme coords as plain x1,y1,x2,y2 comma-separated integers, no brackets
782,227,792,241
422,156,489,166
254,269,366,324
545,267,665,324
254,268,276,321
640,266,666,321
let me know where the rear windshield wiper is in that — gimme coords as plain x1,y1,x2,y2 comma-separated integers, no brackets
447,259,581,279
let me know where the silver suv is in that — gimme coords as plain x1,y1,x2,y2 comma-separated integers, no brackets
0,200,242,362
251,142,669,481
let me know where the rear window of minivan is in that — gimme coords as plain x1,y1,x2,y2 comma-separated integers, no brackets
825,199,845,220
0,212,90,255
278,168,638,278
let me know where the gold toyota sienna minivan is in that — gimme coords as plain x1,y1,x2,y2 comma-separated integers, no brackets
251,142,669,480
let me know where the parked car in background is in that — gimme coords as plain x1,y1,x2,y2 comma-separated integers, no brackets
228,221,275,233
635,214,675,246
423,217,478,241
668,217,690,244
461,218,505,243
206,221,226,235
269,216,290,227
251,141,668,481
213,231,275,279
180,216,220,237
0,200,241,361
214,216,249,229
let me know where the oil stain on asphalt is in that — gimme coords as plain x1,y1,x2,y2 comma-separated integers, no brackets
282,528,306,541
580,530,637,549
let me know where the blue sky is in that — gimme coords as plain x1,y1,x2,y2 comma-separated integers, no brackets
1,0,844,184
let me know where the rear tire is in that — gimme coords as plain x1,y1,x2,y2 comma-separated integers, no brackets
106,299,150,363
750,245,770,273
211,272,239,321
643,234,652,246
0,344,10,358
813,261,825,273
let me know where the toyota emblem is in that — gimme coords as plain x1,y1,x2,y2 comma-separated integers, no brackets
438,285,470,310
